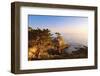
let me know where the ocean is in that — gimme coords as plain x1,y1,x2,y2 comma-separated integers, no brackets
61,33,88,53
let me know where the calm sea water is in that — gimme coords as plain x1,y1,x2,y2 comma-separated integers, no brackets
61,33,88,53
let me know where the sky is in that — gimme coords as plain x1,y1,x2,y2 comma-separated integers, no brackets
28,15,88,35
28,15,88,45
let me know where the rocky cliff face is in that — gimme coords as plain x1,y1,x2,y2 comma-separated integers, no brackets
28,37,69,60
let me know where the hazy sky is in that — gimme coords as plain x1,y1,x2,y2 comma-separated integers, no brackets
28,15,88,35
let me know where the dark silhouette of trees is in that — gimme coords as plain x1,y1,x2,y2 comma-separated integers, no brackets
28,26,88,60
28,27,53,59
55,32,61,36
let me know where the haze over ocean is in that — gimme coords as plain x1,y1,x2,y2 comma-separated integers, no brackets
28,15,88,46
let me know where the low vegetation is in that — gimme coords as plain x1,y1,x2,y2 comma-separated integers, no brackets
28,27,88,60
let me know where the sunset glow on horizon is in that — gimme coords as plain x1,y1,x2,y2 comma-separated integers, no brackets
28,15,88,35
28,15,88,45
